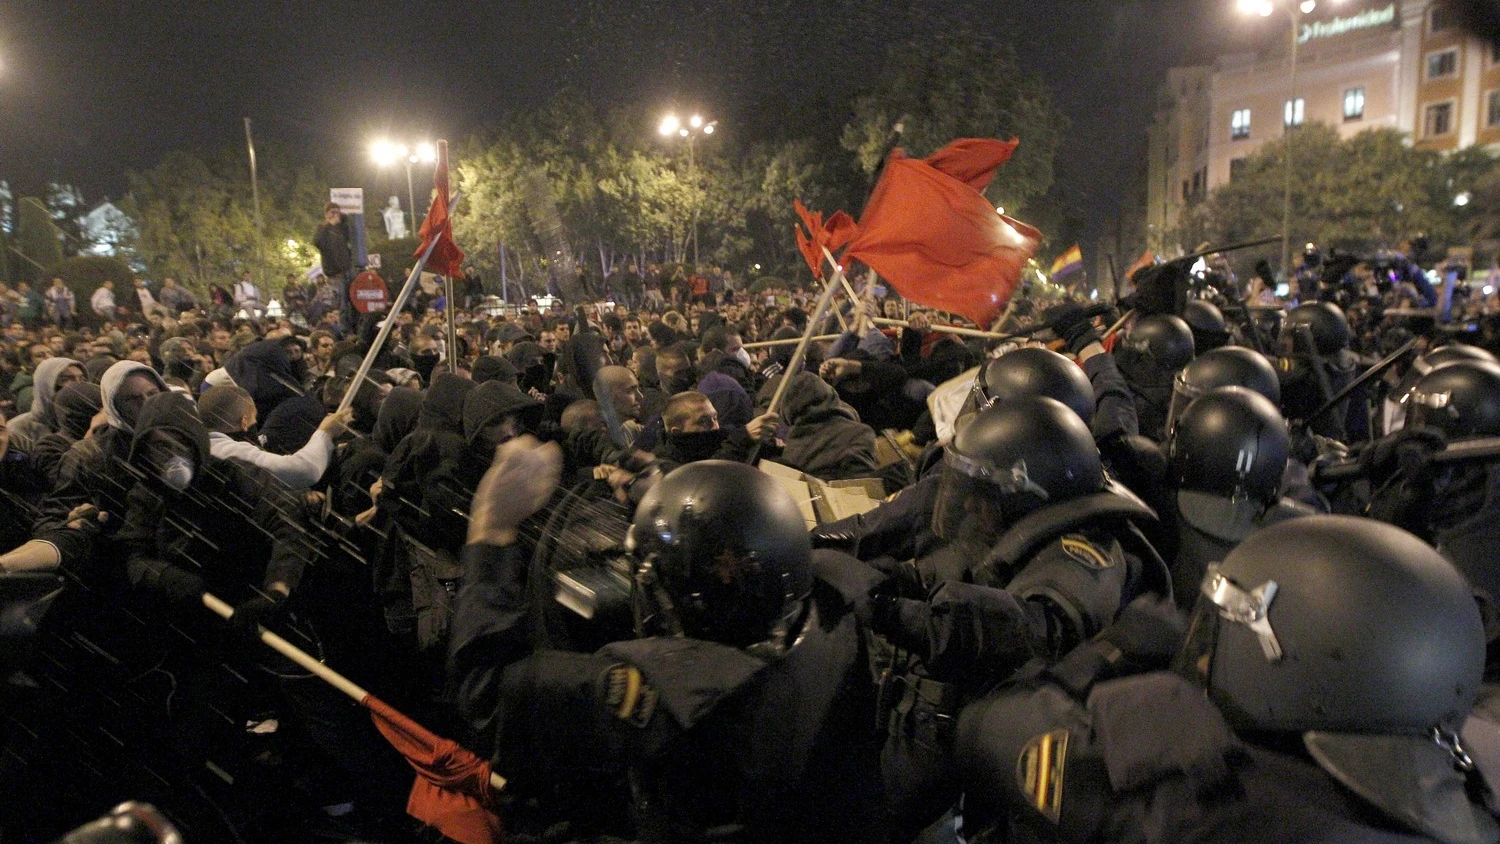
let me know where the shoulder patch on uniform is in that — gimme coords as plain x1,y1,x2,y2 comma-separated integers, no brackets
603,663,658,728
1016,728,1070,824
1060,534,1113,570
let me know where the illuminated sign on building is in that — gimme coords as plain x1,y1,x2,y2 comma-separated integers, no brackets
1298,4,1397,43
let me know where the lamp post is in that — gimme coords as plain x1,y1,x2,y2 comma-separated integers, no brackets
659,112,717,266
371,139,437,235
1238,0,1341,282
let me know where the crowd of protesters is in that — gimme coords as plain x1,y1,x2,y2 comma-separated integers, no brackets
2,232,1500,843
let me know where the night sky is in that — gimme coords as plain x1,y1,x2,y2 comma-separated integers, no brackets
0,0,1265,240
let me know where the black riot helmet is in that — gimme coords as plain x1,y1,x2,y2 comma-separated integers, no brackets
976,346,1095,423
934,396,1104,544
1405,359,1500,439
1280,302,1350,356
1177,516,1484,735
1168,387,1288,503
1121,314,1195,373
1183,299,1226,333
1183,299,1231,355
1391,343,1498,408
1166,346,1281,441
629,461,813,655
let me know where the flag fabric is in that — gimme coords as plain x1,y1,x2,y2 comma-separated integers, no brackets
366,693,503,844
415,139,466,279
842,138,1042,328
1049,245,1083,278
793,199,857,280
1124,249,1157,282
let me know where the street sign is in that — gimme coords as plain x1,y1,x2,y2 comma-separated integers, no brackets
330,187,364,215
349,270,390,313
367,252,382,269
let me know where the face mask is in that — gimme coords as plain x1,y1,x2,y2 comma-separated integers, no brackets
160,454,194,492
669,428,728,462
733,347,753,369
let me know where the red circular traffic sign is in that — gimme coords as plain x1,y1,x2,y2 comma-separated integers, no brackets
349,271,390,313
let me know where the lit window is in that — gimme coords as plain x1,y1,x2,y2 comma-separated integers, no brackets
1428,50,1458,80
1343,87,1365,121
1425,101,1455,137
1284,98,1306,127
1231,108,1252,140
1488,91,1500,128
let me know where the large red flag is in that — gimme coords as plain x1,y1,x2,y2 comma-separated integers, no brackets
843,138,1041,328
366,693,503,844
415,139,466,279
793,199,857,280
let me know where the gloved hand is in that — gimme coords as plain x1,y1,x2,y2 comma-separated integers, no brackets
1047,595,1187,696
1360,426,1446,485
231,592,287,643
1042,303,1101,355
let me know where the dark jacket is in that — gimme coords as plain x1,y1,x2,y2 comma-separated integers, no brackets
314,217,354,278
117,392,317,607
226,340,304,421
763,372,878,481
381,374,477,552
449,543,892,843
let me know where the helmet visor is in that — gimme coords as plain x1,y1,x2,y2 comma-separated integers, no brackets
931,447,1050,544
1165,370,1206,444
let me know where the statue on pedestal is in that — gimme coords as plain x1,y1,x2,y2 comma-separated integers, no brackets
382,195,408,239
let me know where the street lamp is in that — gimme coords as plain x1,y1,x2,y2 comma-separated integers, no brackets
370,138,437,236
659,111,718,265
1237,0,1342,282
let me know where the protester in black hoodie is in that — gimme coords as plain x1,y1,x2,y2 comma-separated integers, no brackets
378,373,477,555
30,381,102,487
226,339,304,422
758,371,879,481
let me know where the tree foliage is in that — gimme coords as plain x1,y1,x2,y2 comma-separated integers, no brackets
1184,125,1497,261
123,144,330,297
13,197,64,281
840,32,1069,217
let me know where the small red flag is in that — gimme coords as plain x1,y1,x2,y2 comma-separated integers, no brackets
1125,249,1157,282
843,139,1042,328
365,693,503,844
793,199,857,280
415,139,466,279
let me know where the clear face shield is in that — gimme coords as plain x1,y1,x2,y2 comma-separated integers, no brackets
931,446,1050,546
1165,369,1207,445
1404,383,1453,433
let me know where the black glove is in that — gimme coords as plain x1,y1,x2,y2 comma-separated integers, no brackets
1360,426,1446,485
1042,303,1101,355
230,593,287,643
1047,595,1187,696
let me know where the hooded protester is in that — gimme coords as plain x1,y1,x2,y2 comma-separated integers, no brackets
506,341,553,396
117,391,317,626
260,395,328,456
30,382,102,487
6,357,85,456
760,371,879,481
471,355,518,387
462,381,543,466
330,387,422,521
225,339,304,422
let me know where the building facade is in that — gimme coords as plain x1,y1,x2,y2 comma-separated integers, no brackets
1145,0,1499,255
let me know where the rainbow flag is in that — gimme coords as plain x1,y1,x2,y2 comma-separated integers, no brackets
1050,245,1083,278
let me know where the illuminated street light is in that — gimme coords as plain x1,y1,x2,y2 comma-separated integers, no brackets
371,137,438,234
657,112,720,265
1455,192,1472,207
1235,0,1344,283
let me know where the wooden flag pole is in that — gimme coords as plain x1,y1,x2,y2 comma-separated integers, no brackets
202,592,507,791
743,334,841,350
745,249,847,466
335,190,463,415
871,317,1015,341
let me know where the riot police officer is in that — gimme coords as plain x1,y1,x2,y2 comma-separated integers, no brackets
1165,386,1316,604
955,515,1494,843
450,443,890,842
1277,301,1356,442
1114,313,1195,441
866,396,1169,839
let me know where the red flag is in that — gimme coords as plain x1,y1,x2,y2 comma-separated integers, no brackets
365,694,503,844
843,139,1041,328
415,139,466,279
793,199,857,280
1124,249,1157,282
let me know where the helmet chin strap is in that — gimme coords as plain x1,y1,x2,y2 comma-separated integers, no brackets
745,598,815,662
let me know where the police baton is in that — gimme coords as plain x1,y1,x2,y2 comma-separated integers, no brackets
1302,336,1420,427
1313,435,1500,482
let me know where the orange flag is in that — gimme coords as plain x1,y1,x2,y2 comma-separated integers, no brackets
366,694,503,844
793,199,858,280
414,139,466,279
843,138,1041,328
